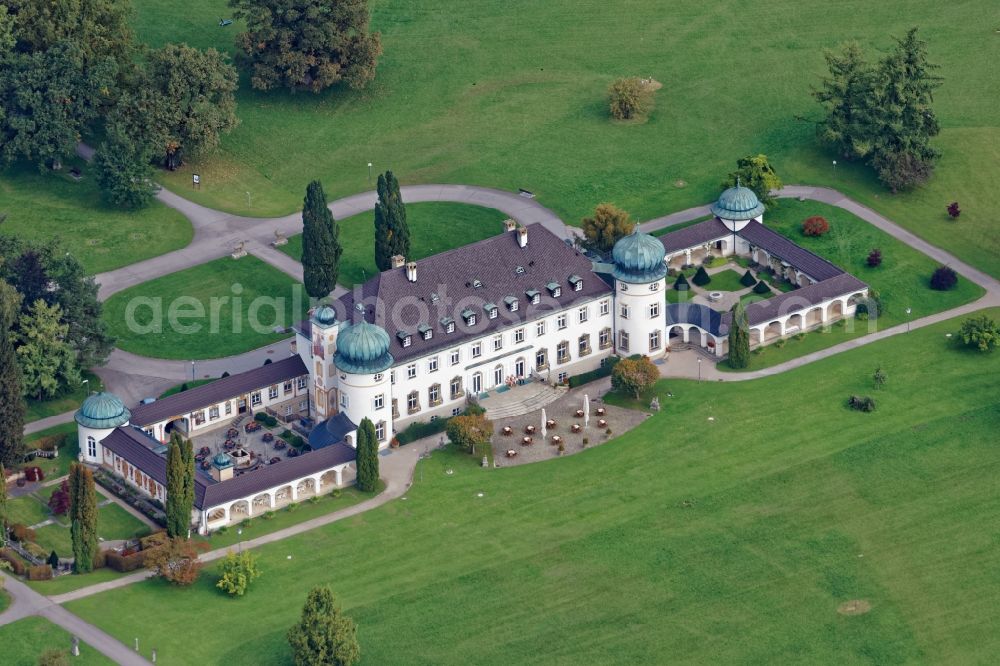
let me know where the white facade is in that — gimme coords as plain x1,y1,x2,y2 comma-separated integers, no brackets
78,424,117,465
613,276,667,357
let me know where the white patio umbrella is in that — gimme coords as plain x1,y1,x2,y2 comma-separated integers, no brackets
584,394,590,427
541,408,547,438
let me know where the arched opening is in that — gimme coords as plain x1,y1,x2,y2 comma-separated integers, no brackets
320,469,339,490
514,357,526,378
763,320,783,343
785,313,804,334
296,478,317,499
274,485,294,503
207,507,227,524
252,492,272,512
805,307,824,328
828,300,844,320
164,417,189,437
471,372,483,395
492,364,504,388
230,500,250,517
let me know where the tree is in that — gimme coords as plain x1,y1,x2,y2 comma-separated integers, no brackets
36,649,70,666
0,281,25,468
581,203,635,254
930,265,957,291
692,266,711,286
47,550,60,569
445,412,494,455
727,301,750,369
673,273,690,291
93,121,157,209
355,418,379,492
947,201,961,219
813,41,875,161
0,463,8,547
48,480,70,515
373,171,409,271
216,550,262,596
302,181,342,298
802,216,829,236
866,248,883,268
287,586,361,666
16,299,81,401
752,280,772,295
166,432,194,538
739,270,756,287
69,463,98,573
958,315,1000,352
873,366,887,390
230,0,382,94
145,537,208,586
608,76,654,121
722,155,783,208
611,357,659,399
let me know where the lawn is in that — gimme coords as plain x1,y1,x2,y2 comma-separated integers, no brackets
102,255,310,359
700,268,747,292
0,162,192,275
0,617,114,665
278,202,508,287
159,378,216,398
0,588,9,613
129,0,1000,282
24,424,79,480
6,496,49,528
60,308,1000,664
25,371,102,424
718,199,984,371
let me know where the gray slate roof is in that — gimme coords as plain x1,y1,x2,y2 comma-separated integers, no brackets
309,413,358,450
101,425,355,510
658,218,732,254
130,355,308,426
736,222,844,281
323,224,612,364
666,303,724,336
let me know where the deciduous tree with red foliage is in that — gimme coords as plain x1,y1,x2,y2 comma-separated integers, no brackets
947,201,961,219
802,216,830,237
866,248,883,268
48,480,70,515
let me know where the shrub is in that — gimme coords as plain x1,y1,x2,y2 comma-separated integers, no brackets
673,273,690,291
930,266,958,291
739,270,756,287
217,550,263,597
10,524,35,543
568,358,619,388
47,550,60,569
396,418,448,445
958,315,1000,352
947,201,961,219
332,490,342,499
605,428,613,435
692,266,711,286
48,481,71,515
752,280,772,295
145,537,207,586
308,496,320,504
848,395,876,412
611,356,659,399
263,511,276,520
0,548,26,575
254,412,267,422
608,76,655,120
866,248,883,268
140,531,169,550
27,564,53,581
286,502,299,512
802,216,830,236
582,438,589,447
106,549,148,572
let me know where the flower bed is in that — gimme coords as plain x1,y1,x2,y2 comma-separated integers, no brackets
93,469,167,527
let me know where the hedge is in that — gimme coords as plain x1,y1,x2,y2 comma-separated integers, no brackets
568,358,620,388
27,564,53,581
396,418,449,445
0,548,26,575
106,548,151,573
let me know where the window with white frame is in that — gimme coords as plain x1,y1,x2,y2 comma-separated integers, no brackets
251,391,262,406
493,334,503,352
557,314,567,330
618,331,629,353
650,330,662,351
535,348,548,369
599,299,610,315
407,391,420,413
450,376,463,399
390,370,396,385
407,363,417,379
268,385,279,400
650,282,660,292
578,306,588,323
536,321,546,336
557,341,569,363
428,356,439,373
649,302,660,319
471,342,482,358
375,421,386,441
450,349,460,365
224,401,232,416
297,376,308,390
599,327,612,349
374,393,384,410
87,436,97,458
620,304,630,319
283,381,293,395
340,393,349,408
209,405,220,420
514,327,525,344
429,384,441,406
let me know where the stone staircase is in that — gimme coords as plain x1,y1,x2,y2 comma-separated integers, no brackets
481,382,566,419
668,342,721,360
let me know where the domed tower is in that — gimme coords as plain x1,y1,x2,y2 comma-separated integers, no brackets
710,182,765,233
332,321,395,449
612,227,668,357
305,305,341,420
74,392,131,464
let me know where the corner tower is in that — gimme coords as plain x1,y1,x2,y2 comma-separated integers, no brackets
75,392,131,464
332,321,394,449
611,227,668,357
306,306,341,420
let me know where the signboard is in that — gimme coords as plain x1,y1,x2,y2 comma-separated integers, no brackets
192,174,201,188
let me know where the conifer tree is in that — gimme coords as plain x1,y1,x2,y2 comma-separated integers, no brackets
0,281,25,468
355,418,379,493
301,180,342,298
728,301,750,369
692,266,711,286
166,432,194,538
287,585,361,666
69,463,98,573
813,41,875,161
373,171,409,271
0,463,8,548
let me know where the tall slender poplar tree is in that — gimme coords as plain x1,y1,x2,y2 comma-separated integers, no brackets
69,463,98,573
301,180,342,298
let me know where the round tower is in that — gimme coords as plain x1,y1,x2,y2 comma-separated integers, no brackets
309,305,341,420
710,183,765,232
612,227,668,357
332,321,394,449
74,392,131,464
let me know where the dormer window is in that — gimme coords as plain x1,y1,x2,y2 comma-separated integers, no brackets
430,293,440,303
397,331,412,348
418,324,433,341
546,281,561,298
485,303,498,319
472,278,483,289
569,274,583,291
515,266,525,275
525,289,540,305
461,309,477,326
440,316,456,333
504,296,519,312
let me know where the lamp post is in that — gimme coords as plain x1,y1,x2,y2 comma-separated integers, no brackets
832,160,837,170
906,307,912,333
367,162,372,183
697,357,702,381
237,528,243,553
245,191,251,210
191,360,195,381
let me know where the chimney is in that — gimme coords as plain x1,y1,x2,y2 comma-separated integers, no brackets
391,254,406,269
503,218,517,233
517,226,528,248
406,261,417,282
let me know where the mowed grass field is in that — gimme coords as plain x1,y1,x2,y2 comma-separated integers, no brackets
63,309,1000,664
102,255,309,359
0,163,192,274
279,202,508,286
0,617,113,666
134,0,1000,280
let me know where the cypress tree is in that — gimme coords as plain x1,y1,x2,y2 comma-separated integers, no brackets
728,301,750,369
0,280,25,468
0,463,8,548
355,418,379,493
301,180,342,298
166,432,194,537
287,586,361,666
373,171,409,271
69,463,98,573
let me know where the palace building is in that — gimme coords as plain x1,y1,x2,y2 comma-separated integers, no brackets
77,184,868,533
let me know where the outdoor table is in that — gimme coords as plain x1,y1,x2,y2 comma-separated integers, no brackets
525,425,536,434
551,435,562,444
598,419,608,428
506,450,517,458
522,436,533,445
575,409,584,418
502,426,513,436
596,407,606,416
546,419,556,429
571,424,582,433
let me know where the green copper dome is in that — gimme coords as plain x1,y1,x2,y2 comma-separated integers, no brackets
313,306,337,327
334,322,394,374
710,185,765,221
75,392,131,429
212,452,234,469
612,228,667,284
